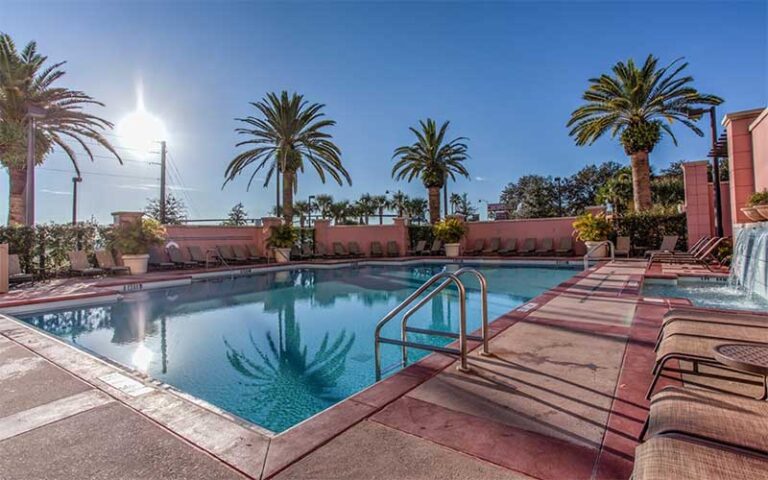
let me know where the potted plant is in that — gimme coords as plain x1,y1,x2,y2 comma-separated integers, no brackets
433,218,467,258
106,217,166,274
746,190,768,221
267,224,297,263
573,213,612,257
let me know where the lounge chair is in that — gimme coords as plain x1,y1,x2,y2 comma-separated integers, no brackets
149,246,175,269
641,386,768,453
648,237,725,270
425,239,443,256
348,242,364,258
386,241,399,257
518,238,536,255
95,250,130,275
188,246,219,266
333,242,351,258
645,235,680,257
655,307,768,351
650,236,717,261
68,251,103,276
615,236,631,257
632,436,768,480
8,254,33,284
407,240,427,256
555,237,573,256
370,241,384,258
315,243,330,259
464,239,484,256
217,245,245,264
167,246,197,268
246,244,268,263
482,238,500,255
498,238,517,256
535,238,554,256
299,244,315,260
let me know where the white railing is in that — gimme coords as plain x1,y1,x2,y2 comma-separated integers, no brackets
583,240,615,271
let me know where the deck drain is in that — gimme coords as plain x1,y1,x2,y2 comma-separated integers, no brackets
98,372,154,397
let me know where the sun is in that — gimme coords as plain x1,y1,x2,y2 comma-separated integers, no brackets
116,84,168,156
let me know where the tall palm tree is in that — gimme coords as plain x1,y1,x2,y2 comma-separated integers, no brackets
328,200,351,225
313,194,333,219
567,55,722,211
389,190,409,218
404,197,428,224
224,91,351,222
355,194,376,224
392,119,470,223
0,33,121,224
293,200,312,228
449,193,462,214
371,194,389,225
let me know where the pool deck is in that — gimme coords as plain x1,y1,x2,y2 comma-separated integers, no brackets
0,257,712,479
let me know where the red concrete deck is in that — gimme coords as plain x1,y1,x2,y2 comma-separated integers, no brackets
0,258,724,479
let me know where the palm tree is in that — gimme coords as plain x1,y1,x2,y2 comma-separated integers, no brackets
371,195,389,225
389,190,409,218
392,119,470,223
313,194,333,220
329,200,351,225
0,34,121,224
404,197,428,224
224,91,351,222
567,55,722,211
449,193,462,214
355,194,376,224
293,200,312,228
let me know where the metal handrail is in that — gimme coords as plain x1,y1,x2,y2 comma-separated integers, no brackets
399,267,489,366
582,240,615,270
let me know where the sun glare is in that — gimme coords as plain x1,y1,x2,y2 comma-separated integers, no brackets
116,83,168,156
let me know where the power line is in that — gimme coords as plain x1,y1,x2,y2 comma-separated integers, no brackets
38,167,158,182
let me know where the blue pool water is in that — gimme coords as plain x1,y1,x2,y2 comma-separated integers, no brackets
17,262,576,432
643,282,768,312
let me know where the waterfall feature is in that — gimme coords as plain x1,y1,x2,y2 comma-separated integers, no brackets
729,224,768,300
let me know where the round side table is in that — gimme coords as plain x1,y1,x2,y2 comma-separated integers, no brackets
713,343,768,400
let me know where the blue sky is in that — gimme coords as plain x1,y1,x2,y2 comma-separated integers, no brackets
2,0,766,223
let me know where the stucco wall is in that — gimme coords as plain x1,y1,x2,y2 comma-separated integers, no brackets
313,218,409,256
464,217,585,255
751,109,768,193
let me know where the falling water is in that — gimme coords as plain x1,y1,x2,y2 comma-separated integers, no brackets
729,225,768,300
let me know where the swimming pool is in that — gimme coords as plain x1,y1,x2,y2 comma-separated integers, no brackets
16,262,577,433
643,280,768,312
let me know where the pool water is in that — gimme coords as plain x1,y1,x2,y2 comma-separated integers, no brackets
643,282,768,312
17,262,576,433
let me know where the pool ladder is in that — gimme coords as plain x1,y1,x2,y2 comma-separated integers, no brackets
374,267,490,380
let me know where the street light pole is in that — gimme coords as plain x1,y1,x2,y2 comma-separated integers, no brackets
159,141,167,224
72,176,82,225
308,195,315,228
708,107,724,238
25,106,47,226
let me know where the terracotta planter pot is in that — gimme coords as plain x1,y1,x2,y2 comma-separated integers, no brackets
121,254,149,275
584,241,608,258
741,207,763,222
444,243,461,257
755,205,768,220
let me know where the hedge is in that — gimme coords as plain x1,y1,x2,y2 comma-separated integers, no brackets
0,222,107,277
614,211,687,252
408,225,433,248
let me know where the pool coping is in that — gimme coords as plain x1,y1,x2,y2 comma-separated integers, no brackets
0,258,601,479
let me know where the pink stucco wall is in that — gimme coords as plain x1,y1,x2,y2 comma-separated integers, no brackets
313,218,409,256
682,161,733,247
463,217,586,255
164,220,280,258
750,109,768,193
724,109,763,224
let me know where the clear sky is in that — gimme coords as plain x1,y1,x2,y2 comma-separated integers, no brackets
2,0,766,224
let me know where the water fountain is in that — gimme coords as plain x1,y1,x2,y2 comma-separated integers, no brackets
729,223,768,301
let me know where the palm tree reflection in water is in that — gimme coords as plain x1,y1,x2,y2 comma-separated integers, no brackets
223,286,355,431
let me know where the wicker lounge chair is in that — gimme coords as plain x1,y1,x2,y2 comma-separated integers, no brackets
386,241,399,257
641,386,768,454
632,436,768,480
246,244,268,263
370,241,384,257
348,242,364,258
8,254,33,284
535,238,554,256
649,237,725,270
464,239,484,256
333,242,351,258
95,250,130,275
217,245,245,264
167,246,197,268
148,246,175,269
614,236,631,257
407,240,427,256
645,235,680,257
315,243,330,258
425,239,443,256
482,238,500,255
555,237,573,256
654,308,768,350
188,246,219,266
518,238,536,255
68,251,103,276
498,238,517,256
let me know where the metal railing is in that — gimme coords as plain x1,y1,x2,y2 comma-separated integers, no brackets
374,267,490,380
582,240,615,271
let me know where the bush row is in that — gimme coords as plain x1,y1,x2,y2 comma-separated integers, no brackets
614,211,687,252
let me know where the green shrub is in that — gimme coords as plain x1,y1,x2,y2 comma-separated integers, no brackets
432,218,467,243
408,225,433,248
573,213,613,242
267,224,298,248
105,218,166,255
615,210,687,251
748,190,768,206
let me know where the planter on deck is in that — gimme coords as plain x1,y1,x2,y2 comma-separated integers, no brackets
121,254,149,275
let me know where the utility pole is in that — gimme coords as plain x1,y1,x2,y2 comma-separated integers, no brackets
72,176,82,225
708,107,724,238
159,141,167,224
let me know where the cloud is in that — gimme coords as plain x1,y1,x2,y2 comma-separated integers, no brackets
114,184,154,191
475,176,487,182
41,189,72,196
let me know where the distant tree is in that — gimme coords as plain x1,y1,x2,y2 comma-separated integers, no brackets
562,162,623,214
596,167,633,213
224,202,248,226
449,193,477,217
371,195,389,224
145,194,187,225
389,190,409,218
500,175,558,219
404,197,428,224
355,194,376,224
329,200,353,225
293,200,313,228
314,194,334,219
392,119,470,223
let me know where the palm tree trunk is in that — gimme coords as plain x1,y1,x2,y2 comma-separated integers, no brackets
379,208,384,225
8,166,27,225
427,186,441,224
282,170,295,223
630,151,653,211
